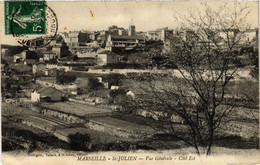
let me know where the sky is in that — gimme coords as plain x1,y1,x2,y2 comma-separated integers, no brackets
48,1,258,32
0,1,258,45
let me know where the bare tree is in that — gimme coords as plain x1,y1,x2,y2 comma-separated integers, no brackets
127,2,254,155
166,2,253,155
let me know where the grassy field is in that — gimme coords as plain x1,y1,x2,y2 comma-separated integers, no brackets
89,117,156,135
1,101,259,153
1,103,136,151
38,101,113,117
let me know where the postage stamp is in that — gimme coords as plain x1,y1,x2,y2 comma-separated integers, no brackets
5,1,46,35
4,1,58,48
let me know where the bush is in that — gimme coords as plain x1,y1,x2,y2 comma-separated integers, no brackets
68,133,91,151
10,64,32,74
109,89,126,98
88,77,104,90
103,74,126,86
235,80,259,108
93,141,134,151
250,68,258,80
57,71,77,85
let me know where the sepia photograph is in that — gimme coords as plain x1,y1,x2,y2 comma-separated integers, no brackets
0,1,259,164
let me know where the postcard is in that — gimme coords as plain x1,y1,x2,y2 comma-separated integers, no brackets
0,1,259,165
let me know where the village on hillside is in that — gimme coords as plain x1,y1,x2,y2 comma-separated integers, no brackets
1,1,259,158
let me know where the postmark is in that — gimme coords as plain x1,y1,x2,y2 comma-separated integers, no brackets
5,1,58,48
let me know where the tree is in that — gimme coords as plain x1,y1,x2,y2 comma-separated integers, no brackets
103,74,126,87
88,77,104,90
168,3,253,155
248,48,259,79
10,64,31,74
133,2,253,155
57,71,77,85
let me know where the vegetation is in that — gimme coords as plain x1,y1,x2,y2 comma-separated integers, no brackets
68,133,91,151
9,64,32,74
87,76,104,90
1,45,28,55
119,3,256,156
57,71,77,85
103,62,147,69
160,3,255,155
103,73,126,87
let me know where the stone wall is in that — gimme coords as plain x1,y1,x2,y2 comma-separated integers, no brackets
86,120,154,139
135,109,184,124
21,119,53,132
68,98,95,105
39,108,85,124
19,118,70,142
12,101,85,124
87,121,138,139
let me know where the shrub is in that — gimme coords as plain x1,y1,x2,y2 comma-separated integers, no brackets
68,133,91,151
103,74,126,86
93,141,134,151
57,71,77,85
109,89,126,98
88,77,104,90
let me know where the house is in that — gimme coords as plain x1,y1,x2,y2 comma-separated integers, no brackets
126,90,135,99
67,84,78,95
108,25,123,35
46,64,72,72
44,68,58,77
97,34,107,47
1,48,10,57
76,51,96,58
66,31,89,47
14,50,38,63
39,58,44,62
37,76,57,84
105,34,145,52
128,25,135,36
31,87,64,102
35,47,52,59
240,29,258,45
13,54,23,63
14,74,32,83
32,63,46,75
111,85,119,90
43,52,56,61
21,50,38,60
146,27,174,41
52,42,69,58
108,25,130,36
89,31,100,41
96,53,121,66
24,59,37,66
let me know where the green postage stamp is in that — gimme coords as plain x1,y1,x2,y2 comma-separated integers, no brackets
4,1,57,47
5,1,47,35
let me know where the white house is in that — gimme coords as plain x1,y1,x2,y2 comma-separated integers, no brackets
31,90,40,102
111,85,119,90
126,90,135,99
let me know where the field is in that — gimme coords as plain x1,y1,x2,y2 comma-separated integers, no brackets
2,71,259,153
1,103,135,152
38,101,113,117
